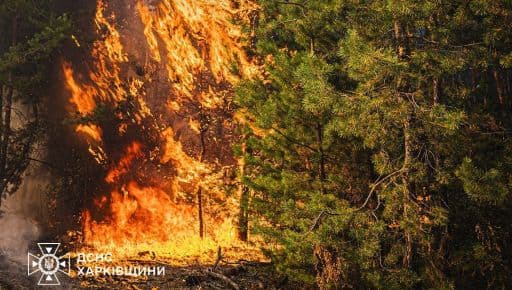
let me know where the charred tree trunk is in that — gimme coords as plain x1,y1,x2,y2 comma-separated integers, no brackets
197,187,204,239
238,186,249,242
197,112,208,239
237,141,249,241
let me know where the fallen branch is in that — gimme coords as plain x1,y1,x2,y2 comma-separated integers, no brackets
205,269,240,290
222,259,272,266
205,246,240,289
212,246,222,271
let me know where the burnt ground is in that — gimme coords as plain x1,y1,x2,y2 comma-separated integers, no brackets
0,255,297,290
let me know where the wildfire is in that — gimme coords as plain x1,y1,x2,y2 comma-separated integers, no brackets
104,142,143,183
61,0,260,261
62,62,97,114
76,124,103,142
137,0,257,101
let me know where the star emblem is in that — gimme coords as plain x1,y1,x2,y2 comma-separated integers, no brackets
27,243,71,286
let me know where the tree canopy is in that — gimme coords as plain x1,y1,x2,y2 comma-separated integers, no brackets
236,0,512,288
0,0,70,205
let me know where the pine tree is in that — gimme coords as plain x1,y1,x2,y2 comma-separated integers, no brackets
237,0,512,288
0,0,71,206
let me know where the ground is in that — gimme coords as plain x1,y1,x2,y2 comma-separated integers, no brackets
0,252,294,289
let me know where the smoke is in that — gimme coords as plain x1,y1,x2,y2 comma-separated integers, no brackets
0,205,40,288
0,211,40,263
1,164,53,264
0,100,50,264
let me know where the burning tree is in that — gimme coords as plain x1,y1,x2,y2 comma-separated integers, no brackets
60,0,260,259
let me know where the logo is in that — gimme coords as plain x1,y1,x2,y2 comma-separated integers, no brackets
27,243,71,286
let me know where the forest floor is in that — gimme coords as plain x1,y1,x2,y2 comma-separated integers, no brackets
0,250,294,289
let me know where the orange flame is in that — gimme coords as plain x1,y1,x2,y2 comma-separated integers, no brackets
76,124,103,142
83,182,196,248
137,0,258,102
62,62,97,115
105,142,143,183
62,0,260,261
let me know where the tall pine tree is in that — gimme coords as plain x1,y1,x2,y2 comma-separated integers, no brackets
0,0,71,206
237,0,512,288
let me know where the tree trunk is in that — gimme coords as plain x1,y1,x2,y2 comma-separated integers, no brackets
197,187,204,239
1,16,17,194
484,71,489,106
0,80,13,195
433,77,439,105
0,85,3,162
492,68,504,106
197,114,207,239
0,84,3,208
506,70,511,100
394,20,413,268
402,117,413,268
393,21,409,59
317,122,326,194
237,141,249,241
197,125,206,239
238,186,249,241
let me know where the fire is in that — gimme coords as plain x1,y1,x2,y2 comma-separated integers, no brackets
137,0,257,101
76,124,103,142
62,62,97,115
83,182,197,252
104,142,143,183
61,0,260,261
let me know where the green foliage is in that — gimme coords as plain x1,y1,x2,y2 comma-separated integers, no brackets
0,14,70,72
456,157,511,205
237,0,512,288
0,0,71,199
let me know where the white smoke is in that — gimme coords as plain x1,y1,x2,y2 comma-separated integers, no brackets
0,211,40,263
0,96,50,264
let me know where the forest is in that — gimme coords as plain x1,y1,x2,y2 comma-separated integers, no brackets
1,0,512,289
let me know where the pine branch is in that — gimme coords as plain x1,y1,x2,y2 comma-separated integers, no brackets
356,168,405,211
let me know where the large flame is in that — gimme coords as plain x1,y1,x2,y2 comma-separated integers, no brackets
137,0,257,99
62,0,259,261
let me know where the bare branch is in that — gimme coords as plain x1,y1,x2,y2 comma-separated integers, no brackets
356,168,405,211
307,209,325,233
